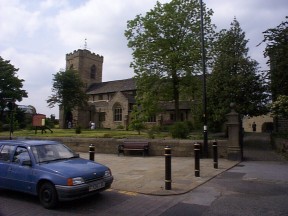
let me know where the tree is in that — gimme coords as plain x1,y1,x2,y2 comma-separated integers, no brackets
0,56,28,123
47,69,88,125
207,19,269,131
125,0,215,121
270,95,288,119
129,104,146,135
260,16,288,100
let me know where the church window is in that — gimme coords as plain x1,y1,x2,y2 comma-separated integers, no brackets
90,65,96,79
114,105,122,122
147,115,156,122
99,112,105,122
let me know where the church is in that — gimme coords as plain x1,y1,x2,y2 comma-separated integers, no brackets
59,49,193,129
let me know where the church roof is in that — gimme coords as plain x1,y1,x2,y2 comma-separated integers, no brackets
86,78,136,94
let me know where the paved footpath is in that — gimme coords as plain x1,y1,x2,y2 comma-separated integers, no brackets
80,153,238,195
159,133,288,216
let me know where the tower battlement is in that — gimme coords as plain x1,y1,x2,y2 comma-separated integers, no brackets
66,49,103,62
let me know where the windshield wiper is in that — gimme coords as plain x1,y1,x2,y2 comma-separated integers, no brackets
68,156,79,159
41,158,67,163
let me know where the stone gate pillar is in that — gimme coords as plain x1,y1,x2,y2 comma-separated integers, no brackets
226,103,243,161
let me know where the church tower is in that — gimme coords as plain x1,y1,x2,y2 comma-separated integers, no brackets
66,49,104,89
59,49,104,129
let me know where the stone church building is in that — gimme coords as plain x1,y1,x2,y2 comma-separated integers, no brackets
59,49,193,129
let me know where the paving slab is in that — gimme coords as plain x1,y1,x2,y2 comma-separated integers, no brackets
80,153,239,195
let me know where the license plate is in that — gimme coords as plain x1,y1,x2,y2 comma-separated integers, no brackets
89,181,105,192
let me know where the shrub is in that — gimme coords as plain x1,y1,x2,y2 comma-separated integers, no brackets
169,122,190,139
184,121,194,131
116,124,124,130
148,126,161,139
129,121,146,135
75,126,82,134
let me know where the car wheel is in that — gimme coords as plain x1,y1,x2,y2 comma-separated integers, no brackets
39,182,58,209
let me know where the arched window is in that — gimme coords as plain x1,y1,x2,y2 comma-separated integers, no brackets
114,104,122,121
90,65,96,79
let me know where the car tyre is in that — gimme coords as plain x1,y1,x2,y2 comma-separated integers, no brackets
39,182,58,209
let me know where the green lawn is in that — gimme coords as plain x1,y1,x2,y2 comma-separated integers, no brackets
0,127,214,140
0,128,170,139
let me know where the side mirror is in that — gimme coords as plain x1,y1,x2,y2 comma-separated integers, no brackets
22,160,32,166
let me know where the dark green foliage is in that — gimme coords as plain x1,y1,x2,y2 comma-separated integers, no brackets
14,107,27,129
0,57,28,126
45,118,55,129
184,120,194,131
0,57,28,106
75,126,81,134
125,0,215,121
260,16,288,100
47,69,88,127
259,17,288,120
269,95,288,118
169,122,190,139
128,105,146,134
47,69,88,110
207,18,269,132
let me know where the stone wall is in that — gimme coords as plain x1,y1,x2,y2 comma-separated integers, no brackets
276,118,288,132
23,137,228,158
273,138,288,155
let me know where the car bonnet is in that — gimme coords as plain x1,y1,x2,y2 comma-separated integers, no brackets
39,158,108,180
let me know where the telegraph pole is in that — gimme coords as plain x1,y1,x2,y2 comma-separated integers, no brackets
200,0,208,158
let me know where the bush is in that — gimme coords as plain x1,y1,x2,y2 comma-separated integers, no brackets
169,122,190,139
75,126,82,134
116,124,124,130
184,121,194,131
129,121,146,135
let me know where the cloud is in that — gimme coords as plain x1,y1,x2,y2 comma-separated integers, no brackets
0,0,287,119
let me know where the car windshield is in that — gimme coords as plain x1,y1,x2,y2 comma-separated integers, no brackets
31,144,76,163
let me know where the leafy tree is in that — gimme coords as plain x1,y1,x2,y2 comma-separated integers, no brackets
207,19,269,131
260,16,288,100
0,57,28,127
129,105,146,135
47,69,88,126
125,0,215,121
169,121,190,139
270,95,288,118
0,57,28,112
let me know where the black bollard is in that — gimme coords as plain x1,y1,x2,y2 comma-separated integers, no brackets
89,144,95,161
164,146,172,190
194,143,200,177
213,140,218,169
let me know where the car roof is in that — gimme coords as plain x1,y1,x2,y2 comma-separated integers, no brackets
0,139,61,147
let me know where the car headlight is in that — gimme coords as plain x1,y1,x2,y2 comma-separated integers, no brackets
104,169,112,177
67,177,85,186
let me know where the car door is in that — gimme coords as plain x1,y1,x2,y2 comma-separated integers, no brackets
0,144,15,189
6,146,35,193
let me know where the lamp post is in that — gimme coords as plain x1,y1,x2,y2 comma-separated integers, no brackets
200,0,208,158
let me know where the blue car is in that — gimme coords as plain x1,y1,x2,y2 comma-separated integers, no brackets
0,140,113,209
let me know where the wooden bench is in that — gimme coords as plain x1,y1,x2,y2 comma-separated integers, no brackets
118,141,149,156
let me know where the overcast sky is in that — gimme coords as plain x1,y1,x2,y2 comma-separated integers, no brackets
0,0,287,118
